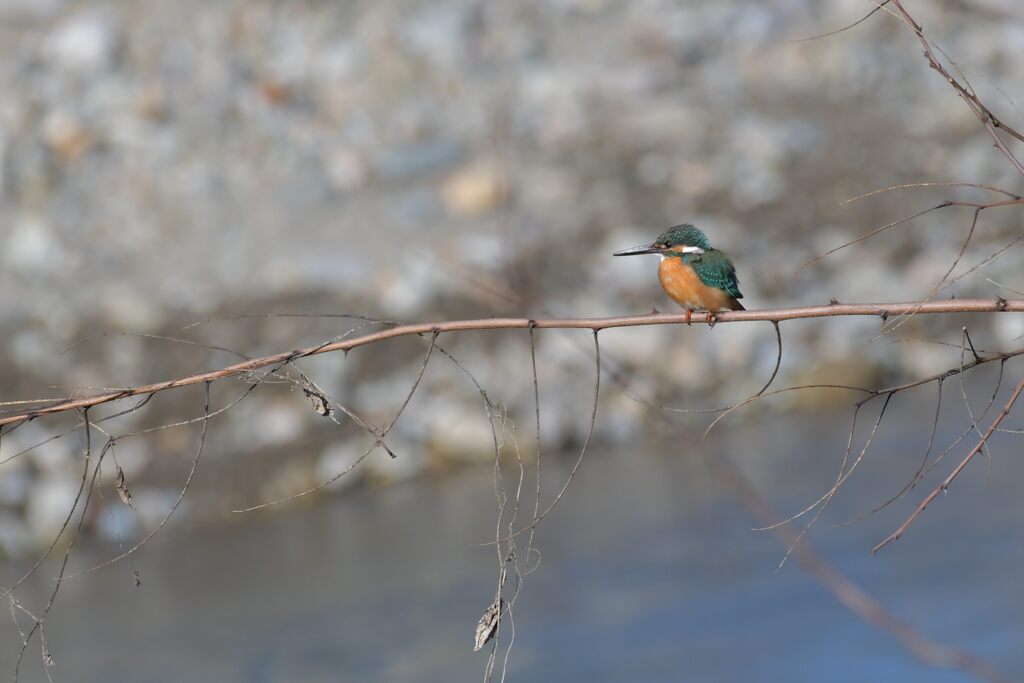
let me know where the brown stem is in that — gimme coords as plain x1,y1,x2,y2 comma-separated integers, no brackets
1,298,1022,428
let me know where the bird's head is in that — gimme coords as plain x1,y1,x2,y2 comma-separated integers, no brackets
613,224,710,258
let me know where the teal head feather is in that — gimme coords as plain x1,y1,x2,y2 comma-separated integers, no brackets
655,224,711,251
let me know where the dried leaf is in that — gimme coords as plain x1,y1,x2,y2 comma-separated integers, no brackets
115,467,137,510
296,371,334,417
301,385,333,417
473,598,503,652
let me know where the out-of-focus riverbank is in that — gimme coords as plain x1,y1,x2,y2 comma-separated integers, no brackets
2,0,1024,555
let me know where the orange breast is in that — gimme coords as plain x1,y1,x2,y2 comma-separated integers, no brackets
658,258,736,311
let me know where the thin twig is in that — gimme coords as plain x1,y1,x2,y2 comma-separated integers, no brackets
888,0,1024,175
486,331,601,545
874,375,1024,553
714,455,1018,683
66,382,213,578
798,203,954,270
843,182,1022,205
233,333,439,512
789,0,889,43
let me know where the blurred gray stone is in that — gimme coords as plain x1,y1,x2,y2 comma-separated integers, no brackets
44,11,119,71
0,462,31,507
95,502,141,542
315,442,368,492
25,478,80,548
259,459,319,505
363,435,425,483
0,0,64,20
0,512,32,559
5,216,60,273
132,488,190,530
424,398,498,464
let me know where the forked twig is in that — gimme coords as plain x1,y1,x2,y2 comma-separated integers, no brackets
66,382,213,578
874,375,1024,553
714,454,1017,683
888,0,1024,175
233,332,439,512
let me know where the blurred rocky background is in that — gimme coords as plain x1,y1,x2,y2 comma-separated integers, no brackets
1,0,1023,557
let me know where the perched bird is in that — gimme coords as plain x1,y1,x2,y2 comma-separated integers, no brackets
613,224,744,324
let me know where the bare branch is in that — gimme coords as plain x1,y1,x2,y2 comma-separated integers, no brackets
2,300,1023,428
714,455,1018,683
874,375,1024,553
847,379,944,522
888,0,1024,175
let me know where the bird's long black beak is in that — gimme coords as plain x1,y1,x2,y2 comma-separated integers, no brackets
613,243,663,257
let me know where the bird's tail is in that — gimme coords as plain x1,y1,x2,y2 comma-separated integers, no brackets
730,299,745,311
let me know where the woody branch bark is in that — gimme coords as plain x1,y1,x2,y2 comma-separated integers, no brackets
1,298,1022,428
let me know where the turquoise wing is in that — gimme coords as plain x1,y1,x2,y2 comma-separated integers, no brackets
692,250,743,299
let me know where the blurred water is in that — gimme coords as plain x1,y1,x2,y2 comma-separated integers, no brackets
3,402,1024,682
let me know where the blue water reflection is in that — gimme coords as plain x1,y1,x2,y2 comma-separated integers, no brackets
3,410,1023,682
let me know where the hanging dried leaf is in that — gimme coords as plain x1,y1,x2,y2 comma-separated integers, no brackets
473,598,504,652
303,386,333,417
115,467,137,510
297,370,334,418
133,569,142,587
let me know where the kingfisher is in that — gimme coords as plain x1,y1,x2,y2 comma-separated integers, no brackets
613,224,744,324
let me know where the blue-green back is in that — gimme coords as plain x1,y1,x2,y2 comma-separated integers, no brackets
683,249,742,299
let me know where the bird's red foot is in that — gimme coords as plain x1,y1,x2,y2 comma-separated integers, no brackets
685,309,692,326
706,311,717,328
